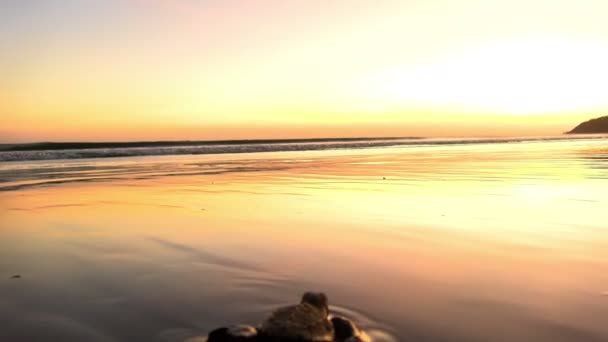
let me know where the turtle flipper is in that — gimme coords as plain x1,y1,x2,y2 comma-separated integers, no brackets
331,317,370,342
207,325,260,342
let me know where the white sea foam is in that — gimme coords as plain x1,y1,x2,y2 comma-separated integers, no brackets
1,136,603,162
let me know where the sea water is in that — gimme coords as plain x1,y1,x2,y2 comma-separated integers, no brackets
1,136,607,341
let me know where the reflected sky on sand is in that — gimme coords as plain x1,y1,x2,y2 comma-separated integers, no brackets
1,137,608,341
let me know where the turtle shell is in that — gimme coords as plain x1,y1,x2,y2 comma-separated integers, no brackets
260,302,334,341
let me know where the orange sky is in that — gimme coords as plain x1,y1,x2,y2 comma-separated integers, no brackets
2,0,608,142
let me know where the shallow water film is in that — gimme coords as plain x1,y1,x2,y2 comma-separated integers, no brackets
1,137,608,341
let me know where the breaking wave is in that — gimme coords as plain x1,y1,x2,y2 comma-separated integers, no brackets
1,135,605,162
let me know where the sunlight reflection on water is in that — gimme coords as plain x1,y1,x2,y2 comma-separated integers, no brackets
0,137,607,341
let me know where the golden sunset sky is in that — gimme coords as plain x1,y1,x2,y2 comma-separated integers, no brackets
2,0,608,142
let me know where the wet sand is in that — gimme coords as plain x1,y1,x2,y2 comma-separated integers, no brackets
1,138,608,341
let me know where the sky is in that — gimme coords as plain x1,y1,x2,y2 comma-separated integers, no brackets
2,0,608,142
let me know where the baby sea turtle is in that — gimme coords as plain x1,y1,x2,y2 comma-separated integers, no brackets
207,292,369,342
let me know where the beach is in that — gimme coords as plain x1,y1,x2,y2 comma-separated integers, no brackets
1,137,608,341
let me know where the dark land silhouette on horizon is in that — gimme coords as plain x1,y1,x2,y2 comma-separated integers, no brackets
567,116,608,134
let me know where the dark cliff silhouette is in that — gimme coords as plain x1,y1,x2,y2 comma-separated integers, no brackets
566,116,608,134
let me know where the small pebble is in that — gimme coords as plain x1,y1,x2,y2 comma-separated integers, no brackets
11,275,21,279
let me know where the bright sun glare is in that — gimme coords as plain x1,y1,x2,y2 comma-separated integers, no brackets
354,38,608,115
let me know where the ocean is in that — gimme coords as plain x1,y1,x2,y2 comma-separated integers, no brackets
1,136,607,341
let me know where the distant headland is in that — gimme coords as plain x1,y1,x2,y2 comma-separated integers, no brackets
566,116,608,134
